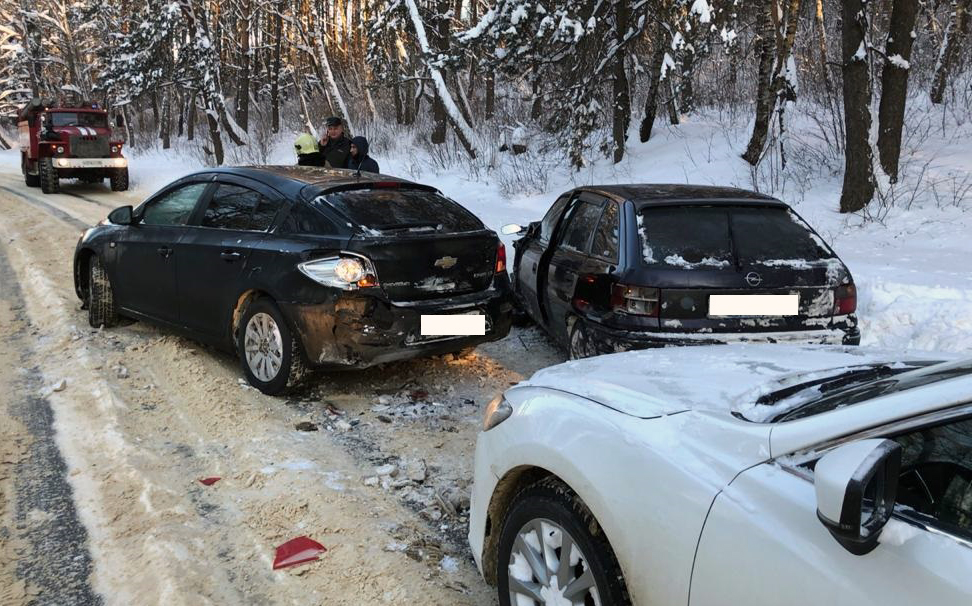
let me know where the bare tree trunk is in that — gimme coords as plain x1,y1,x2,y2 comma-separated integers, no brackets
612,0,631,163
877,0,919,181
270,3,282,134
815,0,834,97
204,96,225,165
640,30,667,142
160,88,172,149
187,93,196,142
840,0,876,213
930,0,971,103
743,1,777,165
484,71,495,119
236,0,252,132
743,0,801,166
430,0,451,145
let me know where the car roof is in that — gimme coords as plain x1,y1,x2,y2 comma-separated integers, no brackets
202,166,431,200
575,184,783,206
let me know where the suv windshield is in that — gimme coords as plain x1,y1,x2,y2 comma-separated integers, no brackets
737,361,971,423
49,112,107,128
318,189,484,235
637,205,834,268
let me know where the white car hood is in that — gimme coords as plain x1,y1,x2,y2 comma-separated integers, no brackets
521,344,954,420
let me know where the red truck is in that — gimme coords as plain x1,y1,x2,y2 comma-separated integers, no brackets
18,98,129,194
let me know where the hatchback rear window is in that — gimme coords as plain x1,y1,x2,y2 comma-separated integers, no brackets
638,205,834,268
317,189,483,234
731,207,832,264
638,206,732,268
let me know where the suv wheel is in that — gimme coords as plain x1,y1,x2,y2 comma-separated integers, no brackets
238,298,308,395
110,168,129,191
497,478,630,606
39,157,59,194
88,256,119,328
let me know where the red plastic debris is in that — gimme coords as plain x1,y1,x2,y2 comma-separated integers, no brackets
199,477,221,486
273,536,327,570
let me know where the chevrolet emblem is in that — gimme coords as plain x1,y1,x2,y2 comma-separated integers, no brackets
434,256,458,269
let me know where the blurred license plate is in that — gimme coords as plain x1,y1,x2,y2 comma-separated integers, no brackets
421,313,486,336
709,294,799,317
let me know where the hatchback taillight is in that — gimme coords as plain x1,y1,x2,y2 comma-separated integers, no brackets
834,283,857,315
611,284,660,316
495,243,506,274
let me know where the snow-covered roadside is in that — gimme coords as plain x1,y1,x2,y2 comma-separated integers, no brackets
2,107,970,354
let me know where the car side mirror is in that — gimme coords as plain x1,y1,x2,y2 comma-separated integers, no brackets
815,439,901,555
501,223,526,236
108,205,134,225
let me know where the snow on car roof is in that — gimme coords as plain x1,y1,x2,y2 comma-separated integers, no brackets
519,344,953,421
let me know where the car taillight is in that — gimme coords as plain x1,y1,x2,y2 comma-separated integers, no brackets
834,283,857,315
495,243,506,274
611,284,660,316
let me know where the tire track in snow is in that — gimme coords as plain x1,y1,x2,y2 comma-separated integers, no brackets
0,184,90,231
0,240,103,606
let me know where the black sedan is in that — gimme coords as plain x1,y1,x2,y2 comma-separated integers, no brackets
505,184,860,359
74,166,513,394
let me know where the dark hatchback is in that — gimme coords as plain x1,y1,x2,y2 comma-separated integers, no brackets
507,184,860,358
74,166,513,394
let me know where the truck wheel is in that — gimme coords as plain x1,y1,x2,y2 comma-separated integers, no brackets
237,298,308,396
39,157,59,194
88,256,119,328
110,168,129,192
23,156,40,187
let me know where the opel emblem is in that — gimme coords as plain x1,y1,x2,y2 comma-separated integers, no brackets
745,271,763,287
434,256,458,269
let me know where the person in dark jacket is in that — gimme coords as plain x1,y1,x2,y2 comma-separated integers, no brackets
319,116,351,168
347,136,380,174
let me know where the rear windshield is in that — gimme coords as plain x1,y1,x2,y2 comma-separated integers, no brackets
317,189,484,234
638,205,834,268
48,112,107,128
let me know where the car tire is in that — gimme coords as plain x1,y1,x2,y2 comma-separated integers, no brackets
110,168,129,192
39,157,59,194
88,255,119,328
497,477,631,606
237,298,308,396
567,317,597,360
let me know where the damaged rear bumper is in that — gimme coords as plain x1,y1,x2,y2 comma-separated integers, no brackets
586,320,861,351
281,286,514,369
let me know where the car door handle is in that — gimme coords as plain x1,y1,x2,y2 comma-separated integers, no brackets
157,246,172,258
220,251,242,262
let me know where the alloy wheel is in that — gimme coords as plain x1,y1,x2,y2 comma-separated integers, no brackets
244,312,284,382
507,518,601,606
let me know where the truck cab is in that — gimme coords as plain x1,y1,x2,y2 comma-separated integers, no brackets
18,98,129,194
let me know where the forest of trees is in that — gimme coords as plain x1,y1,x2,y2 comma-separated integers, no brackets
1,0,970,213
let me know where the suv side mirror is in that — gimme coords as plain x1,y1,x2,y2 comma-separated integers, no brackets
108,205,134,225
815,439,901,555
501,223,525,236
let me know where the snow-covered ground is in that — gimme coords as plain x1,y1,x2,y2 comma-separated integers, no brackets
2,104,970,359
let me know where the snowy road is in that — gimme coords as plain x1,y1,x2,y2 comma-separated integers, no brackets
0,170,564,605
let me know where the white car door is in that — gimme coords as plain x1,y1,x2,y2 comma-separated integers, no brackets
690,414,972,606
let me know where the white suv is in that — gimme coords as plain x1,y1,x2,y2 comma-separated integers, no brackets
469,344,972,605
